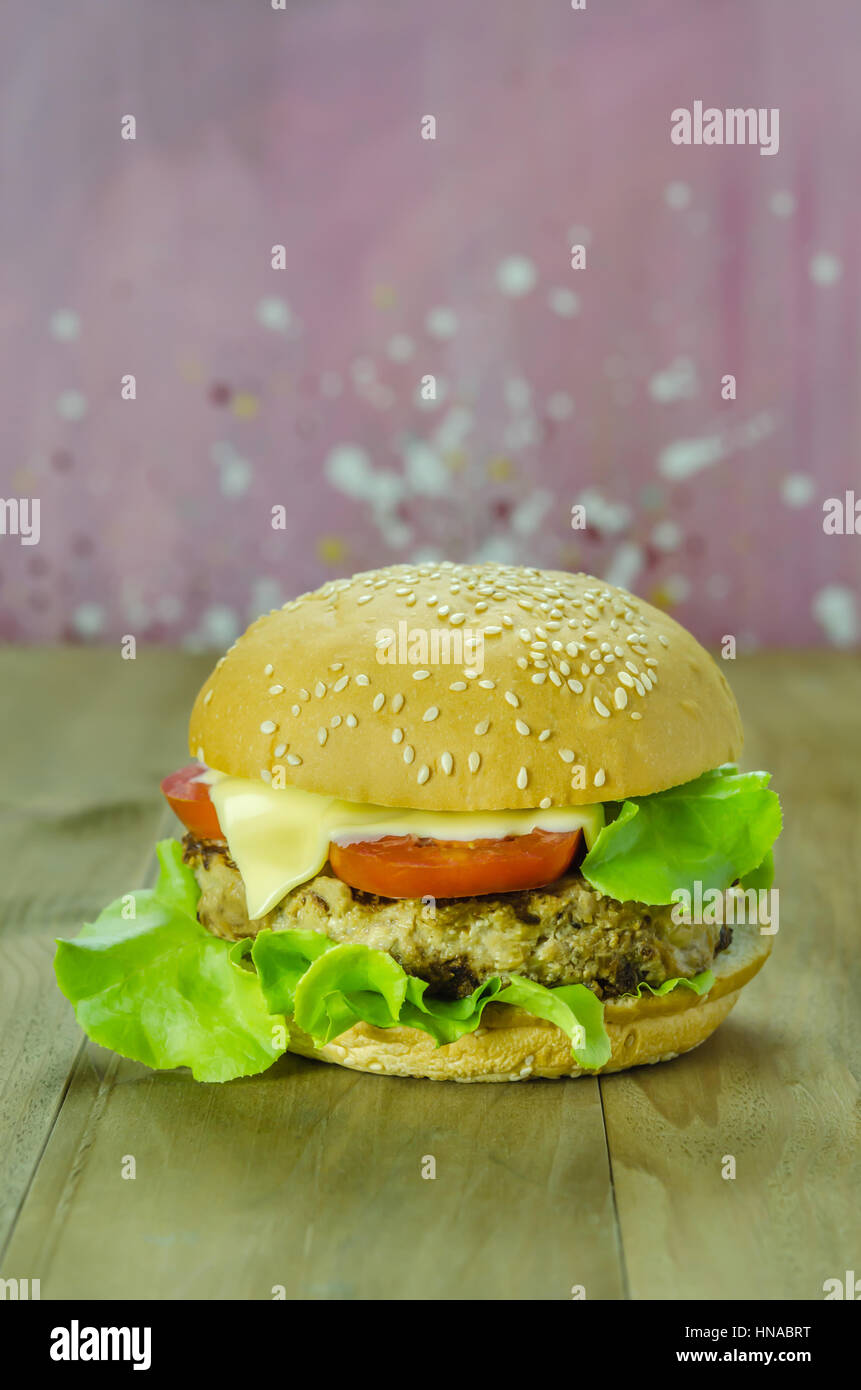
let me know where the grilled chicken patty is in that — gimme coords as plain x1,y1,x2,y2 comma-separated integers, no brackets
183,833,731,999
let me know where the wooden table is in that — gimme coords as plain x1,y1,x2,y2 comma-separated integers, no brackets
1,648,858,1300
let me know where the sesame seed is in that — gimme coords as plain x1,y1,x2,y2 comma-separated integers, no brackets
330,715,342,728
548,670,562,687
567,678,584,693
392,693,404,713
504,691,520,708
559,661,571,676
539,797,552,809
539,729,551,741
594,663,605,674
517,657,529,670
630,711,642,721
441,752,454,774
618,671,634,688
203,689,213,705
658,634,669,647
314,681,326,698
287,754,302,766
478,679,495,689
559,749,575,763
594,768,606,787
519,629,531,642
625,660,639,675
332,675,349,692
417,764,430,785
437,605,450,617
346,714,357,728
260,720,277,734
516,719,530,735
403,745,415,764
423,706,439,721
450,613,466,625
614,688,628,710
291,704,300,716
450,681,467,691
644,657,659,668
264,664,274,676
633,677,646,696
581,663,591,677
372,693,385,711
355,674,370,686
468,751,481,773
330,662,343,672
484,625,502,635
357,594,373,605
531,672,547,684
593,696,611,718
299,688,310,701
269,684,284,695
317,727,328,745
516,766,528,790
392,727,403,743
260,769,271,783
413,669,431,680
474,718,490,736
274,742,287,757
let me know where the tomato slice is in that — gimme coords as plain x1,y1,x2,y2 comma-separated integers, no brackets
328,828,582,900
161,764,224,840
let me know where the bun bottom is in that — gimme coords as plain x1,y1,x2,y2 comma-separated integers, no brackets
286,925,773,1081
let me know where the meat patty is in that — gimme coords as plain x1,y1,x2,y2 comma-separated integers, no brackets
182,833,731,1000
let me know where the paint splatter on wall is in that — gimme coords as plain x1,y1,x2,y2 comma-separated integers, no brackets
0,0,858,648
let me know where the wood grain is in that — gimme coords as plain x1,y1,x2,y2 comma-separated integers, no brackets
600,652,861,1299
1,649,858,1299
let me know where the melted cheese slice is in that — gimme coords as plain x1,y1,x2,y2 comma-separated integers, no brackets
208,773,605,919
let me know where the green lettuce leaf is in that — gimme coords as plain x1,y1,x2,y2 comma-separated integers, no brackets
54,840,286,1082
580,765,781,906
251,929,611,1068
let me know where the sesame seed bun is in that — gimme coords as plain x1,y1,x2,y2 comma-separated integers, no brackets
284,923,772,1081
189,563,742,810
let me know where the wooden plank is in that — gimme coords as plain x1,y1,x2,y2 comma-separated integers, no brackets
600,652,861,1299
6,1050,622,1300
2,648,622,1300
0,648,209,1260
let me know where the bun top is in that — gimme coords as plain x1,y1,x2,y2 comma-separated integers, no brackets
189,563,742,811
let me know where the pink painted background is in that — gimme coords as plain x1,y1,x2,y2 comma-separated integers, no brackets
0,0,859,649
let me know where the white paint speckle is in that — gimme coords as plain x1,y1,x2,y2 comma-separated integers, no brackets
497,255,537,297
665,181,692,210
546,391,574,420
256,297,292,332
386,334,415,362
651,519,682,551
770,190,796,218
50,309,81,341
56,389,87,421
72,603,104,637
781,473,815,508
812,585,858,647
648,356,699,403
547,287,580,317
809,252,842,287
426,307,458,338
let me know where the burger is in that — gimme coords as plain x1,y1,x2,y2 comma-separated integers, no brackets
55,563,781,1083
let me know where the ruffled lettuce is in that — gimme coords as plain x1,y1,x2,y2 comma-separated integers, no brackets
53,842,286,1082
55,839,721,1083
580,765,781,906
